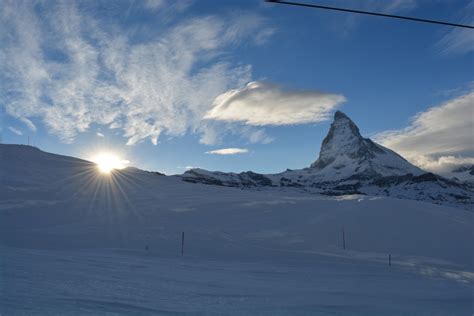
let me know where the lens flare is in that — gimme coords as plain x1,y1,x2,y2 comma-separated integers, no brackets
91,153,129,173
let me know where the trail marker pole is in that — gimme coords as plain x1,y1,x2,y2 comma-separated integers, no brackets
181,232,184,255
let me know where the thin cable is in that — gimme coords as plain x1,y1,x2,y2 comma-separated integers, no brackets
266,0,474,29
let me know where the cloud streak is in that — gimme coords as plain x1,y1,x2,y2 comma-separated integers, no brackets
8,127,23,136
17,117,37,132
321,0,418,36
375,91,474,175
435,1,474,55
206,148,249,155
205,82,346,126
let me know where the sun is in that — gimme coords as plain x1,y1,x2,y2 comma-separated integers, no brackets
91,153,129,173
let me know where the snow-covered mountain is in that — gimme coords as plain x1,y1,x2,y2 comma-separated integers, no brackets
450,165,474,184
1,143,473,314
182,111,473,209
309,111,423,179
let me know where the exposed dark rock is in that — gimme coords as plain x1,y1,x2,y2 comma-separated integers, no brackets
242,171,273,186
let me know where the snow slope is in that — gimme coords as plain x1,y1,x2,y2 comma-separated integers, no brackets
182,112,474,209
0,144,473,314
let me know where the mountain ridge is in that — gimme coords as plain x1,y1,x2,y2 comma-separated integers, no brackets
181,111,473,209
309,110,423,179
1,109,473,209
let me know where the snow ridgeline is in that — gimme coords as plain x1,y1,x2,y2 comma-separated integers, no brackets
181,111,473,209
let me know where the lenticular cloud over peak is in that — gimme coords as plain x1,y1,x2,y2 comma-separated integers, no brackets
205,81,346,126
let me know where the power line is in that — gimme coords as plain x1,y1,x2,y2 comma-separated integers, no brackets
266,0,474,29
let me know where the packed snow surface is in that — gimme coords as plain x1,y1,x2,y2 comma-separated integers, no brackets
0,144,473,315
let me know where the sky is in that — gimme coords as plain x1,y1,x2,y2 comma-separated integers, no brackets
1,0,473,175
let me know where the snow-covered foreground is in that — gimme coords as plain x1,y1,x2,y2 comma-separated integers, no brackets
1,145,473,314
1,246,472,315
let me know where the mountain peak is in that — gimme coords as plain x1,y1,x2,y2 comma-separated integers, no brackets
310,111,365,169
334,110,350,121
310,111,423,178
328,111,362,138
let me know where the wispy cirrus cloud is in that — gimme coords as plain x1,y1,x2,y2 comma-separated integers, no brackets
349,0,473,56
143,0,193,13
343,0,418,14
205,81,345,126
19,117,37,132
144,0,165,10
375,91,474,176
0,1,275,146
8,127,23,136
435,1,474,55
316,0,418,36
206,148,249,155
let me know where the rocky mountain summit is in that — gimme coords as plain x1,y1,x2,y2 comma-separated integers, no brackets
181,111,473,209
310,111,423,179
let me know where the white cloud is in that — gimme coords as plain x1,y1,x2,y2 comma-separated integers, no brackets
206,148,249,155
20,117,37,131
0,1,274,146
407,156,474,176
205,81,345,126
375,91,474,175
8,126,23,136
178,165,200,170
96,132,105,138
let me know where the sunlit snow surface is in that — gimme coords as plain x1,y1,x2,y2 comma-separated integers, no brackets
0,145,472,315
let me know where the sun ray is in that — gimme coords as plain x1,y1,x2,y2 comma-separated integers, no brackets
91,153,129,174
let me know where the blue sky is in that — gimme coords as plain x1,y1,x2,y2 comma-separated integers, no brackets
1,0,473,175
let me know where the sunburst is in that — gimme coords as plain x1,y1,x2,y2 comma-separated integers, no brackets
91,153,129,173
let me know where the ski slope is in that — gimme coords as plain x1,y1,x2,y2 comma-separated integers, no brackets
0,144,473,315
